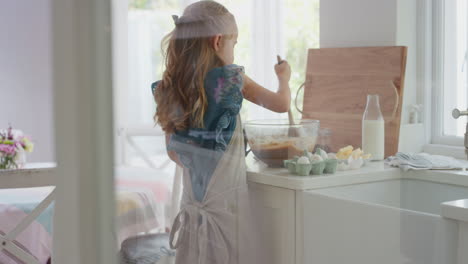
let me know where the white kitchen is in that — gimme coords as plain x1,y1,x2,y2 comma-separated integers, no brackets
1,0,468,264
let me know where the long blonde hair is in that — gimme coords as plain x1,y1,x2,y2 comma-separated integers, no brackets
154,1,237,133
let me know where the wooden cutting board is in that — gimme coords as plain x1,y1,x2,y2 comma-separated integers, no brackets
302,46,407,157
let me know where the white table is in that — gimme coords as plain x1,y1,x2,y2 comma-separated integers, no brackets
0,163,56,264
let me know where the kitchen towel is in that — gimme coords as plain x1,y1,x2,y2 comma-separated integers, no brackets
386,152,468,171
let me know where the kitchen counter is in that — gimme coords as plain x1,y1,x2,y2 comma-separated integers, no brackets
246,155,468,264
246,155,468,190
247,155,400,190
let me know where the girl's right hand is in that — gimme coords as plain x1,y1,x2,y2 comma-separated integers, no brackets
274,60,291,83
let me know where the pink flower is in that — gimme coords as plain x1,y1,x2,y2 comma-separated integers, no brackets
0,127,34,158
214,77,225,103
0,144,16,156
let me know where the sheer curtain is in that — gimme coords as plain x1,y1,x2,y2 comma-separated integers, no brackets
118,1,287,146
112,0,319,231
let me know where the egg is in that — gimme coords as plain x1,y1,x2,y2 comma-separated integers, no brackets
316,148,328,160
310,154,323,162
297,156,311,165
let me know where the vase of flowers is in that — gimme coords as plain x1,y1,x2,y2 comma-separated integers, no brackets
0,126,34,169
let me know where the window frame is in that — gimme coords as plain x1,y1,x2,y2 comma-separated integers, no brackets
429,0,465,147
419,0,465,157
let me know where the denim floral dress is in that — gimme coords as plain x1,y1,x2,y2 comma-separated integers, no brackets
152,64,244,202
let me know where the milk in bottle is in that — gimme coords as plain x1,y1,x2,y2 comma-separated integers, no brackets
362,95,385,160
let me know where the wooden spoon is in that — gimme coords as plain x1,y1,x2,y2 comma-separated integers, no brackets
277,55,299,137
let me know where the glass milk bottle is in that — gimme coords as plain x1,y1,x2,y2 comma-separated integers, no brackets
362,94,385,160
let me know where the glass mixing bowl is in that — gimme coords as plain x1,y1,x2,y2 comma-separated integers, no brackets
244,119,320,167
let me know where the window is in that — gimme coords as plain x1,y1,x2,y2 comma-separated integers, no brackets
432,0,467,146
126,0,183,128
283,0,320,119
115,0,319,167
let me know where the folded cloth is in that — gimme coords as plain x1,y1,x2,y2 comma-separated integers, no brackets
386,152,468,171
119,233,175,264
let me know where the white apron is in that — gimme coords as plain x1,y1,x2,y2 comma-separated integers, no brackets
169,116,270,264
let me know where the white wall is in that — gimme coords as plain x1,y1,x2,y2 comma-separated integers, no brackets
320,0,419,124
0,0,55,162
320,0,397,48
320,0,424,152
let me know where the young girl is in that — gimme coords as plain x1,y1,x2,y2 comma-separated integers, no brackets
152,1,291,263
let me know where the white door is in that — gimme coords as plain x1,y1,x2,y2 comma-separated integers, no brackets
52,0,117,263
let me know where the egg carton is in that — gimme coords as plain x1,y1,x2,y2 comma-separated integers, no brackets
283,149,338,176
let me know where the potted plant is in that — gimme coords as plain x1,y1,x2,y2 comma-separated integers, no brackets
0,126,34,169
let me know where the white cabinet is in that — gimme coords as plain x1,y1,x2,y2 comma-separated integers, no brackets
248,184,338,264
248,182,296,264
247,161,400,264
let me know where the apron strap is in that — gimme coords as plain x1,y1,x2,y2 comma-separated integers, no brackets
169,202,230,264
168,209,186,249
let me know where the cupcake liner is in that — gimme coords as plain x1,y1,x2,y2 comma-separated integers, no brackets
287,161,297,174
296,163,312,176
310,161,326,175
284,157,337,176
324,159,338,174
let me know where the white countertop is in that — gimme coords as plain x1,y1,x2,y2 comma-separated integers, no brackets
247,157,401,190
246,156,468,191
442,199,468,223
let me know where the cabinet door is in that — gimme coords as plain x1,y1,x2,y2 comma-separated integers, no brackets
248,182,296,264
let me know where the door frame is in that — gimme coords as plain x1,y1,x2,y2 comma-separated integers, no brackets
52,0,117,263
